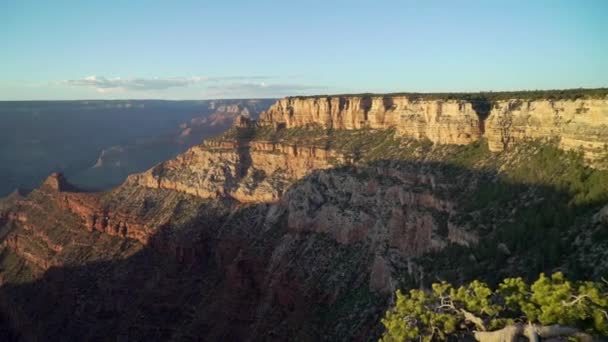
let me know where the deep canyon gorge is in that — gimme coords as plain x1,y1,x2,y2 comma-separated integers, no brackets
0,89,607,341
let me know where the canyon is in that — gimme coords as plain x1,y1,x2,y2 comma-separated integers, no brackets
0,99,275,196
0,89,607,341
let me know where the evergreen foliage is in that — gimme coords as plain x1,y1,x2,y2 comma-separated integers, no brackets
381,273,608,341
291,88,608,102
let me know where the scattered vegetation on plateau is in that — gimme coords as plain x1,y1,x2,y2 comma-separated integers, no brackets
212,124,434,164
381,273,608,341
417,138,608,283
216,125,608,210
213,124,608,282
290,87,608,102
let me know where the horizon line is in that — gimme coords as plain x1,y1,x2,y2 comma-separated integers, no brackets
2,86,608,102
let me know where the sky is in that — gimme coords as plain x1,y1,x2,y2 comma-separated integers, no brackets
1,0,607,100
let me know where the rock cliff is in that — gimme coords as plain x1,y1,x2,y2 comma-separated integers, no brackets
260,96,482,145
128,139,343,203
485,99,608,160
259,93,608,167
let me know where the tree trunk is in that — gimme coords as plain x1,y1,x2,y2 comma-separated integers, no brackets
473,324,522,342
524,323,538,342
473,323,604,342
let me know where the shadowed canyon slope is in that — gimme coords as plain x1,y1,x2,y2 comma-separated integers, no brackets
0,89,608,341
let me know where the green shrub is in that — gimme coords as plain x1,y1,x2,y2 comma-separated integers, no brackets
381,273,608,341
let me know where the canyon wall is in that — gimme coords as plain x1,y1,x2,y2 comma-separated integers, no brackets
128,139,344,203
485,99,608,161
259,96,482,145
122,93,608,206
259,96,608,165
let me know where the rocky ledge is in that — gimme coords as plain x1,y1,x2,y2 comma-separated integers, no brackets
259,91,608,166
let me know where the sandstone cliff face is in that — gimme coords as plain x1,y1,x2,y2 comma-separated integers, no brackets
485,99,608,163
260,95,608,167
260,96,482,145
127,139,344,203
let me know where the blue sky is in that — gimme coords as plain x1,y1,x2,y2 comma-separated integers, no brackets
1,0,607,100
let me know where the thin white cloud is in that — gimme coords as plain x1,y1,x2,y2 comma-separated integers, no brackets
60,75,331,98
64,75,271,91
204,82,328,98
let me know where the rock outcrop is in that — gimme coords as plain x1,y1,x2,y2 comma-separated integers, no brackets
485,99,608,162
128,139,344,203
259,94,608,166
41,172,74,192
260,96,482,145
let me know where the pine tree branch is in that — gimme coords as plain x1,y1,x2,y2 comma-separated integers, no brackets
460,309,486,331
561,294,591,306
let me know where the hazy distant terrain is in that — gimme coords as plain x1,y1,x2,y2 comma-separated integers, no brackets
0,99,274,196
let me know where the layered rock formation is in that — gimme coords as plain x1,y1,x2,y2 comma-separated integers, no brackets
260,96,482,145
485,99,608,160
128,138,344,203
259,94,608,166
